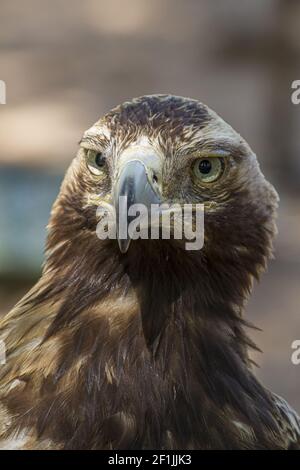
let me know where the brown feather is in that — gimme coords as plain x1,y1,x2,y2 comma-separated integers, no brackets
0,95,298,449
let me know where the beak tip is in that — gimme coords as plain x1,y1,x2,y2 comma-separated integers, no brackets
117,238,131,254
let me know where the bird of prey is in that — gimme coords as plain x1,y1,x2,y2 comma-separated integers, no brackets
0,94,299,450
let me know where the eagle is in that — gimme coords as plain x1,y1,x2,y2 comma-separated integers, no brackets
0,94,299,450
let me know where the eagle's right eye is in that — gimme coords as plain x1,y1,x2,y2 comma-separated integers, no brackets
193,157,225,184
86,149,106,176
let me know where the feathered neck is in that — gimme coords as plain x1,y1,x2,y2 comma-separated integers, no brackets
5,235,282,449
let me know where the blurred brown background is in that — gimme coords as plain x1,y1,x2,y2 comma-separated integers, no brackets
0,0,300,410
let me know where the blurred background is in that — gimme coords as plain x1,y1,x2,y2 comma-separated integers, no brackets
0,0,299,409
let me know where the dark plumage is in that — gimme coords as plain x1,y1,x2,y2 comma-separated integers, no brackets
0,94,299,449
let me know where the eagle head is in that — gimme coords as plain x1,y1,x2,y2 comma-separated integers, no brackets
44,94,278,345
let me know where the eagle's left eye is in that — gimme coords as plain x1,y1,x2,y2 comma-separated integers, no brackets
193,157,224,183
86,149,106,176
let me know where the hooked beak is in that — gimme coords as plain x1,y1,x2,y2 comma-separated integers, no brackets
113,149,162,253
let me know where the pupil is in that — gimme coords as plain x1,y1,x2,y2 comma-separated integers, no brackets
199,159,212,174
95,152,105,167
